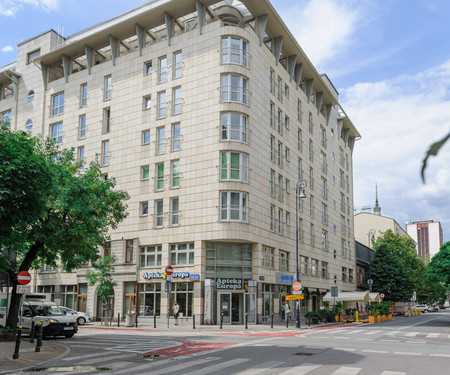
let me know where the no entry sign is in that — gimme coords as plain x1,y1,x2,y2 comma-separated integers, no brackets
165,266,173,275
17,271,31,285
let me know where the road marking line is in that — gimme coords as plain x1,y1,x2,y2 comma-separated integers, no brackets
395,352,422,356
342,330,360,335
331,367,361,375
426,333,439,338
404,332,418,337
336,347,357,352
380,372,406,375
356,338,373,341
364,330,381,335
381,339,399,342
183,358,250,375
234,360,284,375
278,363,321,375
385,330,402,336
406,340,426,344
430,354,450,358
333,336,351,340
362,349,387,354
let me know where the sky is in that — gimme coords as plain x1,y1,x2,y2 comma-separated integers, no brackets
1,0,449,242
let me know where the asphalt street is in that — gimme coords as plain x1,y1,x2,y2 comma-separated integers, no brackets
11,310,450,375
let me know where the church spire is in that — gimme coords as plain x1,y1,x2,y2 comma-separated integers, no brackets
374,183,381,215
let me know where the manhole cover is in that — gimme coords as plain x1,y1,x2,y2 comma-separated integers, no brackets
294,352,314,356
27,366,115,372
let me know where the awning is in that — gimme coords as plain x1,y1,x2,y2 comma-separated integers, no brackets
322,291,369,303
369,293,381,303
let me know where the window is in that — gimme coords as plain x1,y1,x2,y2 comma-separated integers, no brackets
277,109,282,134
300,256,308,274
285,147,290,163
310,223,315,246
270,102,274,128
279,250,289,270
277,77,282,102
172,87,182,115
342,267,347,281
220,152,248,182
321,204,328,224
169,283,194,317
103,108,111,133
278,174,283,202
27,49,40,64
104,75,112,100
321,177,327,199
79,115,86,139
270,136,275,162
141,165,149,180
269,205,275,231
310,195,314,218
142,130,150,145
101,140,109,166
349,269,354,282
156,163,164,191
221,74,247,104
221,112,247,142
341,238,346,257
220,191,248,222
156,126,165,154
322,230,328,250
37,285,55,301
145,61,153,75
320,152,327,174
157,91,166,119
320,126,326,148
27,90,35,101
140,201,149,216
297,100,302,123
270,170,275,196
104,242,111,258
339,147,344,166
155,200,163,228
278,208,283,234
277,142,282,167
80,84,87,107
172,123,181,151
340,215,346,235
309,168,314,190
308,112,313,134
340,193,345,211
340,170,345,189
222,36,247,66
1,110,11,128
61,285,77,309
51,92,64,116
309,139,313,162
321,262,328,278
170,197,179,226
269,69,274,93
284,84,289,99
140,245,162,267
173,51,182,79
158,56,167,83
26,119,33,131
50,122,63,144
298,218,303,243
77,146,85,167
298,158,303,180
285,115,289,130
170,243,194,265
125,240,134,263
297,128,302,152
144,95,151,110
171,160,180,188
262,246,274,268
311,259,318,276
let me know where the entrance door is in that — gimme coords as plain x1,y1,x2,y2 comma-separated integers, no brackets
219,293,231,324
231,293,242,324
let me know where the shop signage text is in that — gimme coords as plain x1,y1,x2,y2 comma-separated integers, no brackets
141,271,195,281
276,273,293,285
216,278,242,290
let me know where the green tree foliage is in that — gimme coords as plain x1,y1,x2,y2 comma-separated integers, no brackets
426,242,450,288
0,127,129,336
421,131,450,183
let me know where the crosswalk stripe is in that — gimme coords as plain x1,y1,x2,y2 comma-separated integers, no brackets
395,352,422,356
426,333,439,338
404,332,418,337
184,358,250,375
234,360,284,375
278,363,321,375
330,367,361,375
380,372,406,375
342,330,360,335
364,330,381,335
385,330,402,336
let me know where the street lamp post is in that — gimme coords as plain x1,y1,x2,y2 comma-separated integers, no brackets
295,179,307,329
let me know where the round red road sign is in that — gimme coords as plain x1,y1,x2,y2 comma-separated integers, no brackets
17,271,31,285
293,281,302,291
166,266,174,275
380,293,385,299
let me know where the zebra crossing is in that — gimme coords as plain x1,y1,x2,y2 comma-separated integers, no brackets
310,328,450,340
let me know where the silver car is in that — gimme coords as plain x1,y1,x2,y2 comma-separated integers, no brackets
60,306,91,325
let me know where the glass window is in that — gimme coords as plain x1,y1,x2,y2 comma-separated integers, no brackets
155,200,163,228
27,49,40,64
311,259,318,276
279,250,289,271
25,119,33,131
270,102,274,128
61,285,77,309
103,108,111,133
125,240,134,263
321,262,328,278
158,56,167,83
172,87,181,115
145,61,152,75
79,115,86,139
322,230,328,250
221,75,247,104
262,246,274,268
221,112,247,142
37,285,55,302
171,160,180,188
157,91,166,119
172,123,181,151
77,146,85,167
270,170,275,196
269,69,274,94
156,163,164,190
104,75,112,100
27,91,35,101
102,140,109,166
220,191,248,222
80,84,87,108
173,51,182,79
220,152,248,182
221,36,247,67
139,283,161,317
169,282,194,317
51,92,64,116
144,96,151,110
140,201,149,216
270,205,275,231
50,122,63,144
156,126,165,154
170,243,194,265
170,197,179,226
140,245,162,267
141,165,149,180
142,130,150,145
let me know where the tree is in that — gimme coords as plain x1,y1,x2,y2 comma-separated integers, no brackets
85,254,117,326
0,127,129,339
370,242,412,302
426,242,450,288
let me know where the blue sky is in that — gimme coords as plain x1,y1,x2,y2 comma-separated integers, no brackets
1,0,449,242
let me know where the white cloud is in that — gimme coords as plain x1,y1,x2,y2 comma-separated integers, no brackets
1,45,14,53
278,0,362,67
342,60,450,239
0,0,60,17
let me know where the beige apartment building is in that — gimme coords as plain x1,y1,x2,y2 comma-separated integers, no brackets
406,220,443,261
0,0,359,325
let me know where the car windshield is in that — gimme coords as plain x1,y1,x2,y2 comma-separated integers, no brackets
31,303,65,316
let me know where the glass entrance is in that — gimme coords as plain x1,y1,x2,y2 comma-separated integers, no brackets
220,293,231,324
219,292,255,324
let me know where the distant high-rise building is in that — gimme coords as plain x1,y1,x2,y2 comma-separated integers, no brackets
406,221,443,260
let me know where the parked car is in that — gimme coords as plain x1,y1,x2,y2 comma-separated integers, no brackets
60,306,91,325
414,304,429,313
428,304,439,312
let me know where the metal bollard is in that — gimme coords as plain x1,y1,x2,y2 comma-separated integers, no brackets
118,313,120,327
220,313,223,329
154,313,157,328
135,314,138,328
193,314,195,329
35,321,43,353
13,326,22,359
271,313,274,329
245,313,248,330
30,319,35,344
286,315,289,328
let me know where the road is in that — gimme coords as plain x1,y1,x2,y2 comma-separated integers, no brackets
16,310,450,375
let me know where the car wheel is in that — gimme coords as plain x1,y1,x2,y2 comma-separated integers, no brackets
65,334,74,338
77,317,86,325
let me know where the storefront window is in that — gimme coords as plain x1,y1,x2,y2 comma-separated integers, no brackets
77,284,88,312
124,282,136,315
262,284,274,316
37,285,55,301
139,283,161,316
61,285,77,309
169,282,193,317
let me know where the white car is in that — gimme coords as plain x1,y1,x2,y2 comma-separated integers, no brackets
414,304,429,313
60,307,91,325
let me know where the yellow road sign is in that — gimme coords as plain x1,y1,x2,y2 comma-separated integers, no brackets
286,294,304,300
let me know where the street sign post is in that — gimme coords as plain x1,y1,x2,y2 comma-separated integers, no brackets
17,271,31,285
165,266,173,275
16,285,31,294
286,295,304,300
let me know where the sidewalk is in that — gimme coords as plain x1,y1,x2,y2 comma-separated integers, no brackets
0,338,69,374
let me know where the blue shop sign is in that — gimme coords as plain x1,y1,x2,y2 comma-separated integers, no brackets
276,273,293,285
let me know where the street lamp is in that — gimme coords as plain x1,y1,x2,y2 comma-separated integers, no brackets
295,179,307,329
367,229,375,248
